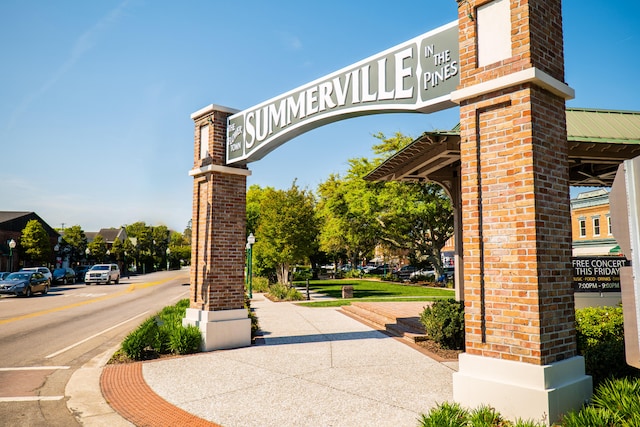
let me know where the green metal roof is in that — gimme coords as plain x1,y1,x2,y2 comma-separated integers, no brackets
365,108,640,187
566,108,640,144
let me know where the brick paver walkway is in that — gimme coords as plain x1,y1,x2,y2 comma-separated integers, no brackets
101,363,220,427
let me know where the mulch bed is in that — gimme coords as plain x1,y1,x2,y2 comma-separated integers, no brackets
414,338,462,360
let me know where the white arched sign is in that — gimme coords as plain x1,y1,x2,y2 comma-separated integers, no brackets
226,20,459,165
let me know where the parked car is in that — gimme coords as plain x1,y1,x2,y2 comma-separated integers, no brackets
409,269,436,280
367,264,391,275
0,271,49,297
53,267,76,285
0,272,10,280
85,264,120,285
438,266,455,282
74,265,91,282
20,267,52,285
392,265,418,280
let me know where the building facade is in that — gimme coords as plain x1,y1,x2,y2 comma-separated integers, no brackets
571,188,618,256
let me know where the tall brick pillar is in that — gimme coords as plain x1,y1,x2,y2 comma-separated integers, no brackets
450,0,591,423
183,104,251,351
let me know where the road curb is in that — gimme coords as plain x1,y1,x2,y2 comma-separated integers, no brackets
65,345,134,427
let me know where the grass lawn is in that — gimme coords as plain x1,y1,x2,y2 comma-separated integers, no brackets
294,279,454,307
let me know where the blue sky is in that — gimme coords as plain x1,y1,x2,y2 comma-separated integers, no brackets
1,1,638,233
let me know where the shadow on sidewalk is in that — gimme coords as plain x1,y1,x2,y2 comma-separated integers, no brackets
255,329,386,345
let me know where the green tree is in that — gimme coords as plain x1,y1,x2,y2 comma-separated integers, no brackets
316,132,454,274
87,235,107,262
122,237,135,273
183,220,192,245
246,184,274,237
151,225,170,270
378,181,454,275
255,181,318,285
168,231,190,268
61,225,87,265
125,222,152,273
111,237,124,263
316,158,383,268
21,219,52,265
371,132,454,275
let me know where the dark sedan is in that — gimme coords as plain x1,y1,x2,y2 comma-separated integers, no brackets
74,266,90,282
53,267,76,285
0,271,49,297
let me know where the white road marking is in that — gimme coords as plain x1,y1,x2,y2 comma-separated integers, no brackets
0,366,69,371
0,396,64,402
45,311,150,359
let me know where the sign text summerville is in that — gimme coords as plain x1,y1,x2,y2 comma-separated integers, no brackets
226,21,459,165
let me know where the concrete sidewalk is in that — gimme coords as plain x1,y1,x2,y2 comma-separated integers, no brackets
140,295,454,426
68,294,456,426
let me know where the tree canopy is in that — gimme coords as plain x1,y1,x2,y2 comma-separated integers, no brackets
20,220,52,265
315,132,454,273
253,182,318,284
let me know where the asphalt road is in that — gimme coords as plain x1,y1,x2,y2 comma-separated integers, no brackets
0,268,191,426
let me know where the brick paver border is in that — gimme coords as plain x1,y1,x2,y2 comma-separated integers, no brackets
101,363,220,427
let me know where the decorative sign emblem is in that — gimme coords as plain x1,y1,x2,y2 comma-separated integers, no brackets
227,20,459,165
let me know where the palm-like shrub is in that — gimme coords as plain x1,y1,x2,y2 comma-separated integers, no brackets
121,299,202,360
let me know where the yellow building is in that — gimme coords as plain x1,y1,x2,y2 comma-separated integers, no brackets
570,188,618,256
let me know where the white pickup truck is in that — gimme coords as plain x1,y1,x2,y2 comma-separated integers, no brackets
85,264,120,285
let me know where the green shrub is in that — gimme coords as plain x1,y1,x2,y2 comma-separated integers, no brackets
121,317,157,360
575,306,639,385
469,405,504,427
292,267,313,281
410,272,436,283
345,269,363,278
268,282,304,301
591,377,640,422
419,299,465,350
245,294,260,338
382,273,401,282
120,299,204,360
560,406,620,427
558,377,640,426
419,402,547,427
169,324,201,354
121,326,149,360
250,276,270,293
419,402,468,427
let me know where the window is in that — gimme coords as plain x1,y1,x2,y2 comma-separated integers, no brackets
579,218,586,238
607,215,612,236
593,217,601,237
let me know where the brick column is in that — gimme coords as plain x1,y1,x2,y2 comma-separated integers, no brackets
183,104,251,351
451,1,591,423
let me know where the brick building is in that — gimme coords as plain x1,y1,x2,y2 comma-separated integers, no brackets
0,211,60,272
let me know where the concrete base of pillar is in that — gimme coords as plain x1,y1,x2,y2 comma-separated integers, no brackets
183,308,251,351
453,353,592,425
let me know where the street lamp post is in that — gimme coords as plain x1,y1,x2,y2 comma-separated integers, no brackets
54,243,60,268
246,233,255,299
8,239,16,272
166,247,170,271
85,247,90,264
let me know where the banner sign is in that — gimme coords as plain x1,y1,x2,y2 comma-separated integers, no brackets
226,20,459,165
572,256,627,292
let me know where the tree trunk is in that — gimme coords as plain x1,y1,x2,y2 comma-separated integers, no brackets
276,263,290,286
